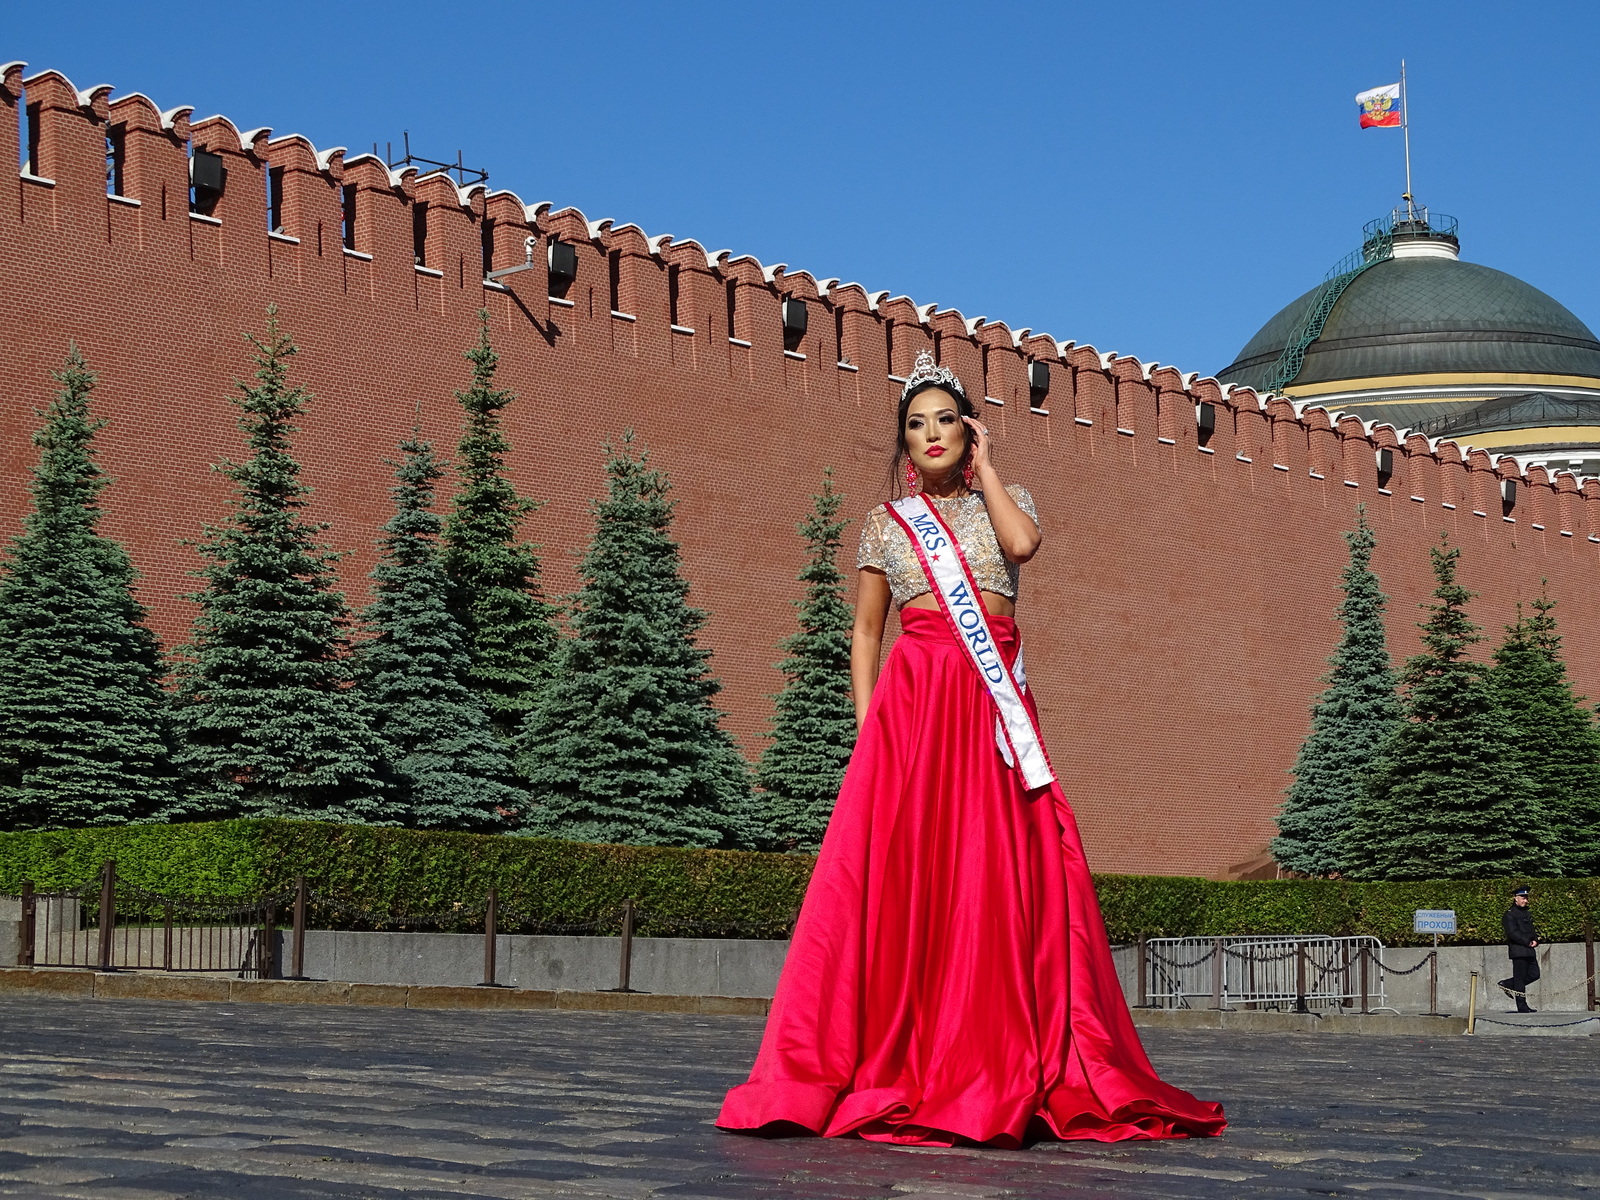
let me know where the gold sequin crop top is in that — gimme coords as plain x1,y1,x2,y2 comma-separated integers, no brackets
856,486,1039,609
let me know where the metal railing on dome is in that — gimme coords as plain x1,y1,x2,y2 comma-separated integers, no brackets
1264,232,1394,394
1365,206,1458,242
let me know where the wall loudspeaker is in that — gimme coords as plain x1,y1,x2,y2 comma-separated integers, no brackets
782,297,808,336
190,149,225,195
547,241,578,282
1028,361,1050,394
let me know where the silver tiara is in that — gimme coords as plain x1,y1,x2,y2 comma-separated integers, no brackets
901,350,966,401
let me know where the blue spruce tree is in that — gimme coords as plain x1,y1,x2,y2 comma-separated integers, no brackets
440,316,560,741
517,433,759,847
1273,507,1400,875
360,440,526,830
171,312,396,823
0,347,177,829
1489,593,1600,876
755,471,856,849
1345,537,1553,880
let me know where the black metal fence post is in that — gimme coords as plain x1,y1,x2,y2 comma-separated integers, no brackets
1428,950,1440,1016
482,888,498,987
260,902,277,978
1294,940,1308,1013
1359,945,1370,1014
162,903,173,971
1210,937,1224,1010
19,881,34,969
291,875,307,980
1136,934,1148,1008
1585,921,1595,1012
617,899,635,993
96,859,116,972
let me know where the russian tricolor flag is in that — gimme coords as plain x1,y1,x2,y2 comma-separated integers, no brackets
1357,84,1403,128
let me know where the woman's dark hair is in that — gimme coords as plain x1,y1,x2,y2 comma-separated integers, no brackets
889,377,977,498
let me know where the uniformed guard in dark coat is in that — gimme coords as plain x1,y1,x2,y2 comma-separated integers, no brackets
1498,885,1540,1013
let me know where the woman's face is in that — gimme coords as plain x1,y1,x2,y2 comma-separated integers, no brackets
904,388,967,478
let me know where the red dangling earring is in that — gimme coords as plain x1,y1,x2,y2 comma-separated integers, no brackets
962,455,975,490
904,456,919,494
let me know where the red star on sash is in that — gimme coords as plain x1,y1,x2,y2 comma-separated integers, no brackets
931,553,941,561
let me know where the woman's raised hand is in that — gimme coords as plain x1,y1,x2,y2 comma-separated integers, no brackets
962,415,995,480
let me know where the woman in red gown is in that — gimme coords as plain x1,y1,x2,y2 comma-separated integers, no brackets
717,353,1225,1147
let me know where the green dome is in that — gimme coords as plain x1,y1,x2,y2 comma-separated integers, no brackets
1219,257,1600,394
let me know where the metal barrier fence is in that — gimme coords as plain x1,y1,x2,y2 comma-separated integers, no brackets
9,859,797,990
1138,935,1406,1013
18,865,281,978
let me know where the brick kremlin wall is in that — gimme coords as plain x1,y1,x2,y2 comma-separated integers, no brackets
5,62,1600,879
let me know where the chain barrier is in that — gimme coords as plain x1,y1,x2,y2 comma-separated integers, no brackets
1356,945,1436,976
496,908,623,936
1147,946,1218,970
1529,970,1600,999
1475,963,1600,1002
630,909,799,938
1475,1014,1600,1029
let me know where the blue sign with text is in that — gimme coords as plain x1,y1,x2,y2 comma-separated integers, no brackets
1413,909,1457,934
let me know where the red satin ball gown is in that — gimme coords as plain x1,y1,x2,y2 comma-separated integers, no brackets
717,606,1225,1146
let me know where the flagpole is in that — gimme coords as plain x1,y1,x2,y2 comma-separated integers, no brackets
1401,59,1415,218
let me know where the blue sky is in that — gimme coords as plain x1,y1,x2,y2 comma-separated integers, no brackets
9,1,1597,377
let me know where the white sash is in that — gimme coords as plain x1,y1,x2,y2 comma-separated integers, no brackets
886,495,1055,790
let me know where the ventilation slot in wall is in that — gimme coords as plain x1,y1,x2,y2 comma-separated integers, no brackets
267,166,285,233
480,218,494,277
341,184,358,250
106,124,126,196
411,201,428,267
608,250,623,314
24,101,40,175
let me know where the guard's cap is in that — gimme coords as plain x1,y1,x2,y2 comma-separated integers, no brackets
1512,885,1531,897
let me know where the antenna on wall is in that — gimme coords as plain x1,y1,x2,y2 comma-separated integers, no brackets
382,131,488,187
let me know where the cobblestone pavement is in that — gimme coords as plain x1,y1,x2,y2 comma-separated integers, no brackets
0,994,1595,1198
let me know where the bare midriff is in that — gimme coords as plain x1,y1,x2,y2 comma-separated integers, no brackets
902,591,1015,619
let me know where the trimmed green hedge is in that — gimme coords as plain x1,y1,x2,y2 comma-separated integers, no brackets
1,820,1595,945
0,820,812,937
1093,874,1600,947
